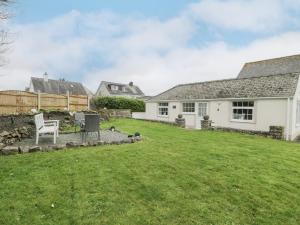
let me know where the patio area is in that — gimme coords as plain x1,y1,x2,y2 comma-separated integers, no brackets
13,130,131,148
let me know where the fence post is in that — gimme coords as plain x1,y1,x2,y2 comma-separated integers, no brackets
67,91,70,111
87,95,90,110
37,90,41,111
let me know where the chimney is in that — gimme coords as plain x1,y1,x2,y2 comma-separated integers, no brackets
129,81,133,87
43,72,48,82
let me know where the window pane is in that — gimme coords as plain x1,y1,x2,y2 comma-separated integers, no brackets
232,101,254,121
158,102,168,116
183,103,195,113
198,103,207,117
243,102,249,107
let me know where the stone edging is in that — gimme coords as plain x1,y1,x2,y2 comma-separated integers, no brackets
0,136,142,156
132,118,180,126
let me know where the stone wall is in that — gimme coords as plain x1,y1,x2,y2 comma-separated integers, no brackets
201,120,212,130
175,115,186,128
269,126,284,140
214,126,286,140
0,114,34,133
0,127,32,145
133,118,180,127
214,127,270,137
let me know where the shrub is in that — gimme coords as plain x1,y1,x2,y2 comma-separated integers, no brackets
92,96,145,112
203,115,210,120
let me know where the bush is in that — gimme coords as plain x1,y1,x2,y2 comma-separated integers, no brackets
92,96,145,112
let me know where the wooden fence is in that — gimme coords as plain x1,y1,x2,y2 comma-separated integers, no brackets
0,90,89,115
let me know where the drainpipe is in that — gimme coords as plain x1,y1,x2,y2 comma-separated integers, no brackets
286,97,291,141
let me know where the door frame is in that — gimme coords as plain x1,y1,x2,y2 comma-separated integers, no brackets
196,102,208,129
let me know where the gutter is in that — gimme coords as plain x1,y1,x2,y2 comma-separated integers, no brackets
146,96,294,103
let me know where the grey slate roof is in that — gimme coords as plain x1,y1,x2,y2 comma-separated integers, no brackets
238,54,300,78
101,81,144,96
150,73,299,101
31,77,88,95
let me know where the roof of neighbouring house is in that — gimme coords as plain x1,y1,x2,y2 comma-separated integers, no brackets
238,54,300,79
98,81,145,96
31,77,89,96
149,73,299,101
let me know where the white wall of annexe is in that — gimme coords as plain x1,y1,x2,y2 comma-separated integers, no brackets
140,96,299,140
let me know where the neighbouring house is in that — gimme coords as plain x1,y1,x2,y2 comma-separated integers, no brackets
27,73,93,97
141,55,300,141
95,81,145,99
238,54,300,78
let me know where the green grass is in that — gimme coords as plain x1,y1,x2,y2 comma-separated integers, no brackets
0,119,300,225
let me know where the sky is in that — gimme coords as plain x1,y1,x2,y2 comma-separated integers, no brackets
1,0,300,95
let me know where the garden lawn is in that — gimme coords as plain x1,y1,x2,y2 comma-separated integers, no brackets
0,119,300,225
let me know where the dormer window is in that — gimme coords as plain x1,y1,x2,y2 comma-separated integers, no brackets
110,85,118,91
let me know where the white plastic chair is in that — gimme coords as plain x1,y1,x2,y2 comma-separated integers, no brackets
34,113,59,144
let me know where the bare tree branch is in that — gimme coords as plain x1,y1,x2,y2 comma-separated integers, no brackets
0,0,12,67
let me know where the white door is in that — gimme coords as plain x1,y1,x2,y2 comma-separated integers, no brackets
196,102,208,129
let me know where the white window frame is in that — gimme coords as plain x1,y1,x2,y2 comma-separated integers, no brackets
158,102,169,117
296,100,300,126
198,102,208,118
111,85,118,91
231,101,255,122
182,102,195,114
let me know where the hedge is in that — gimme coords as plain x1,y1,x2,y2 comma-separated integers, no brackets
92,96,145,112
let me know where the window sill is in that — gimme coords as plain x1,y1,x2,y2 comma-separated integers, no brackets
182,112,196,115
158,115,169,118
230,119,255,124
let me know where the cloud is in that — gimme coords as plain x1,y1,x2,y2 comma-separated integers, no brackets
84,32,300,95
189,0,299,32
0,1,300,95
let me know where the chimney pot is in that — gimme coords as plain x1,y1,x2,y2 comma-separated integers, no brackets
43,72,48,82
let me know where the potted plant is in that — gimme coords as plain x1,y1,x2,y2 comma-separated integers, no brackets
203,115,210,120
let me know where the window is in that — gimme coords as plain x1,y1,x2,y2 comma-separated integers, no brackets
232,101,254,121
198,103,208,117
158,103,168,116
183,103,195,113
110,85,118,91
297,101,300,125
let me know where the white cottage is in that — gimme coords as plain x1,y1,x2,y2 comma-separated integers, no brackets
141,55,300,141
